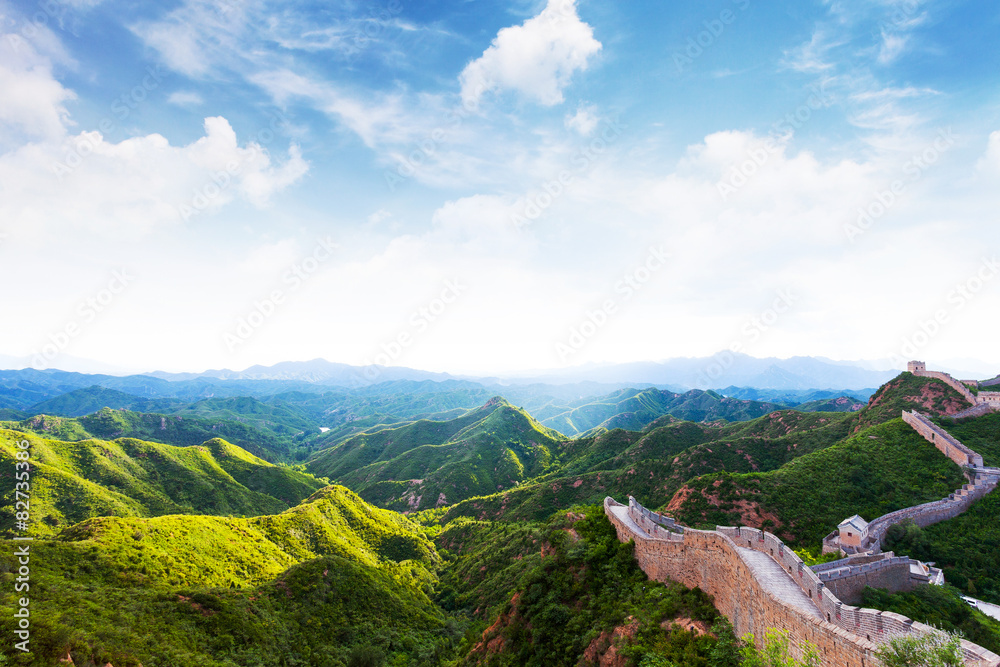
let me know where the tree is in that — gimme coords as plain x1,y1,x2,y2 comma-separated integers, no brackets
739,629,821,667
709,618,744,667
875,632,964,667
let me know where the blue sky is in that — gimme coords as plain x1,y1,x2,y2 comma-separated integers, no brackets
1,0,1000,375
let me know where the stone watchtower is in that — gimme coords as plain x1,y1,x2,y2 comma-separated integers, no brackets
908,360,927,373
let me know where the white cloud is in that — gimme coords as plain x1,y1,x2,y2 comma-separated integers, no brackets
130,0,258,77
459,0,601,107
168,90,204,106
0,115,308,236
565,104,598,135
0,31,76,144
977,130,1000,172
877,31,908,64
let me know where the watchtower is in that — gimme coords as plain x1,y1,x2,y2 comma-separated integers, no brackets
908,360,927,373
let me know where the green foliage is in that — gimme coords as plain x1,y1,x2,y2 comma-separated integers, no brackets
708,618,744,667
669,419,966,546
8,406,299,461
0,486,450,666
308,400,565,511
545,387,785,437
886,492,1000,604
792,547,839,567
934,412,1000,467
874,631,964,667
454,505,722,666
0,429,324,535
861,585,1000,654
738,629,820,667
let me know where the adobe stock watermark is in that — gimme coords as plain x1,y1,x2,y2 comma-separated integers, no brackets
30,269,134,368
716,82,832,201
178,112,291,221
695,288,797,389
344,0,403,55
383,78,495,192
556,246,669,361
844,127,955,243
51,66,166,179
4,0,75,53
224,237,338,351
888,256,999,366
673,0,751,73
510,116,627,229
353,279,468,385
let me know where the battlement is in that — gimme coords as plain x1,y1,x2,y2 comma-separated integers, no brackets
903,410,984,467
907,361,1000,411
608,497,1000,666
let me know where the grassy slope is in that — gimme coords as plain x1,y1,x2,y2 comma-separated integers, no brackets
544,387,783,437
664,373,975,545
0,486,449,667
879,411,1000,603
0,429,324,536
430,411,852,525
668,418,967,545
2,407,294,461
308,399,566,512
437,506,723,667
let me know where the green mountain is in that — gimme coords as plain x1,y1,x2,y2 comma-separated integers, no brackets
4,368,997,667
307,397,566,511
660,373,975,541
0,429,324,536
0,486,450,666
794,395,865,412
539,387,783,437
2,407,298,461
26,385,184,417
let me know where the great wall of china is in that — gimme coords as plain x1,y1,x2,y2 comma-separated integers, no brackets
605,363,1000,666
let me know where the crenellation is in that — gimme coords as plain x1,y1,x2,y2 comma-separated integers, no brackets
607,493,1000,665
606,365,1000,665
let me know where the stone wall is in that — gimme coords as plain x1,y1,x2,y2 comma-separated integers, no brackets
902,410,983,467
912,370,980,404
980,392,1000,406
952,404,996,420
811,556,914,605
865,474,998,550
607,497,1000,666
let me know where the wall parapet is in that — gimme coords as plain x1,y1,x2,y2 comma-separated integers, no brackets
903,410,983,467
911,370,980,404
606,496,1000,666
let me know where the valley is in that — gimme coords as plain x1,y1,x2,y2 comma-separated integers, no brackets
2,364,1000,666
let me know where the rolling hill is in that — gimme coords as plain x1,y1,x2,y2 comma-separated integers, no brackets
308,397,566,511
0,429,324,536
539,387,784,437
0,486,449,666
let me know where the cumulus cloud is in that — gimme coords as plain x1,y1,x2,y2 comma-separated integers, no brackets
459,0,601,107
0,115,308,236
565,104,598,135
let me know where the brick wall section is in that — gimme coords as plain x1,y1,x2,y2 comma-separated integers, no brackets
902,410,984,467
952,404,996,420
981,392,1000,407
912,370,980,404
866,473,998,550
812,557,914,605
607,497,1000,666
